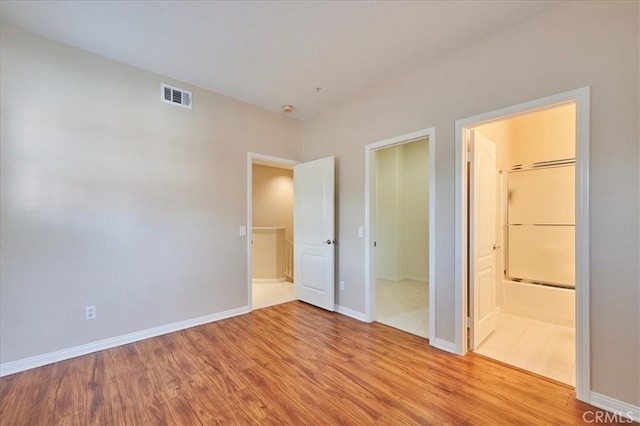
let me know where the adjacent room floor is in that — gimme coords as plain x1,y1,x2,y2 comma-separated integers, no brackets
376,279,429,338
474,312,575,386
252,281,295,310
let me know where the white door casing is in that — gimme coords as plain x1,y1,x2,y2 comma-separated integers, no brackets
470,130,497,349
294,156,336,311
455,88,590,402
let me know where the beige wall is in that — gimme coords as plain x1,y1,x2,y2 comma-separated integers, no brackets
375,147,400,279
252,164,294,240
302,2,639,405
0,25,302,363
375,139,429,282
509,103,576,166
399,140,429,281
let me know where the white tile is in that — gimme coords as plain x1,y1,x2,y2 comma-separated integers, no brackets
475,313,575,386
504,334,546,371
537,366,572,384
376,279,429,338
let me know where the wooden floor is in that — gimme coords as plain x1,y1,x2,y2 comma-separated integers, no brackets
0,301,615,425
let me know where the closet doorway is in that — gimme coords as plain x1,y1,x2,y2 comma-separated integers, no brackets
364,128,436,340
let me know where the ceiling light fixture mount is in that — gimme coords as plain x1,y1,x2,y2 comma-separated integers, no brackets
282,104,294,113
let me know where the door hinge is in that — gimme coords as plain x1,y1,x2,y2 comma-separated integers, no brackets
466,316,471,328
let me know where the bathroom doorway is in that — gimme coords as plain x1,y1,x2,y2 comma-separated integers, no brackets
364,128,436,340
247,154,298,310
467,103,577,385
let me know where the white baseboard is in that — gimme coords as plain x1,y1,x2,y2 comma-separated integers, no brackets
335,305,367,322
589,392,640,422
0,305,251,377
252,278,287,283
430,338,457,354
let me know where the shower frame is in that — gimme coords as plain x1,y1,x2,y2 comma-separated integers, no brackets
500,158,576,289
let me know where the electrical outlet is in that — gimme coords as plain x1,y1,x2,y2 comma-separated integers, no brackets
339,280,345,291
85,305,96,320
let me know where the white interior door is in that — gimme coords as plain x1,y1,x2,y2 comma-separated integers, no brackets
294,156,335,311
470,130,498,349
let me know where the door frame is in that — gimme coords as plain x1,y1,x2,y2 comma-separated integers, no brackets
454,87,590,401
246,152,300,310
364,128,436,342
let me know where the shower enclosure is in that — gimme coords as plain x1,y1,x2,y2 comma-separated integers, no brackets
503,160,575,289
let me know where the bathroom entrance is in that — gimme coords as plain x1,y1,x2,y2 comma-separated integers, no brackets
467,102,577,385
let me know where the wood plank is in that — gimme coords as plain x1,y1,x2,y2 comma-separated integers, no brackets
0,301,631,425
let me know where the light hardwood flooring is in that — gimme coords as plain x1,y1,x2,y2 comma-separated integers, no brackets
0,301,612,425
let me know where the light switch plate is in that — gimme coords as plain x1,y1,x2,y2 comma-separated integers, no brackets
239,226,247,236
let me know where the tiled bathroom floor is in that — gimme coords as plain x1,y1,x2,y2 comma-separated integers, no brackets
376,279,429,338
474,313,575,385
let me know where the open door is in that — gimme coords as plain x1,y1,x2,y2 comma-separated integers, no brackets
470,130,497,349
294,156,335,311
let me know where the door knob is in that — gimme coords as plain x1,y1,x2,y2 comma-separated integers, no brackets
493,244,501,250
324,239,334,245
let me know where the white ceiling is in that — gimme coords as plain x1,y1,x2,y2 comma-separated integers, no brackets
0,1,558,120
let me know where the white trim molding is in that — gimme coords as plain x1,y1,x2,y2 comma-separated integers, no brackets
454,87,591,401
430,338,457,354
364,127,436,347
0,306,250,377
589,392,640,423
335,305,367,322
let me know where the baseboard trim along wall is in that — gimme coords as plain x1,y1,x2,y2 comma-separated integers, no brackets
3,305,638,422
430,338,457,354
335,305,367,322
589,392,640,422
0,305,251,377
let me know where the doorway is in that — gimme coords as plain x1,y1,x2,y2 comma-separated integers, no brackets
247,153,336,312
247,153,299,310
454,87,590,401
469,104,577,385
364,128,436,340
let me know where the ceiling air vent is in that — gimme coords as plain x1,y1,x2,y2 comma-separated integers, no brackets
161,83,192,109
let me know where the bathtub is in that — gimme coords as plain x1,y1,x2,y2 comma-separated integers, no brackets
499,280,575,328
